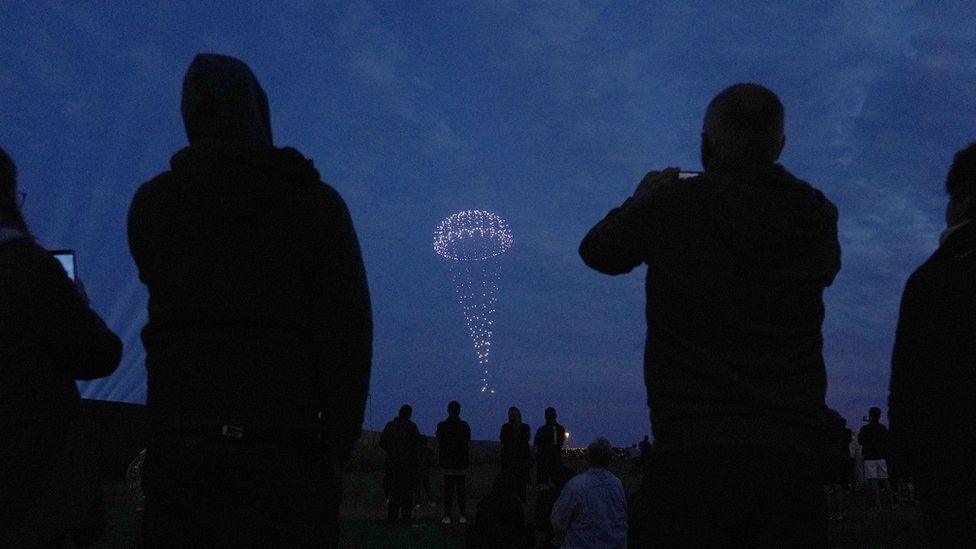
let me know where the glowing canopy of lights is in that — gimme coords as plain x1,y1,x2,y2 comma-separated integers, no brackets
434,210,513,393
434,210,513,261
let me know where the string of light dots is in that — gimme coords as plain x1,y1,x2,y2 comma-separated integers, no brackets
434,210,513,394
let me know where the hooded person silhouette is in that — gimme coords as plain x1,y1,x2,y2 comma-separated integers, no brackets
132,54,372,548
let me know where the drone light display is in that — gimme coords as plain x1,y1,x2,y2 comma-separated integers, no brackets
434,210,513,393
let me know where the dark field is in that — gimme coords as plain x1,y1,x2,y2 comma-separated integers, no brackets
93,458,929,548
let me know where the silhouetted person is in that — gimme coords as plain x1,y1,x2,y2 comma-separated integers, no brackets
466,471,532,549
435,400,471,525
551,438,628,548
581,83,838,546
533,407,566,486
500,406,532,501
381,405,424,524
0,148,123,548
890,141,976,546
820,406,852,521
534,465,575,547
637,435,652,465
129,54,372,548
859,407,894,511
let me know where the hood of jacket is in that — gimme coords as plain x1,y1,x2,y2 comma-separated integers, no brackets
692,163,840,285
181,54,272,146
168,139,321,218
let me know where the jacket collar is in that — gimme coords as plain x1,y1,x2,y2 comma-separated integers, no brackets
939,219,973,246
937,220,976,258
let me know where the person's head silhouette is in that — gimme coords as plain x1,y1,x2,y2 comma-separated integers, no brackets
448,400,461,417
946,142,976,227
702,83,785,170
545,407,557,423
867,407,882,423
0,148,27,232
508,406,522,425
181,54,273,146
491,470,518,497
398,404,412,421
586,438,614,468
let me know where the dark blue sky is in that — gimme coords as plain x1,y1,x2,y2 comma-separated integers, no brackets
3,1,975,445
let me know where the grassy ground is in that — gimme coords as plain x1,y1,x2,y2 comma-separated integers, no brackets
93,459,929,548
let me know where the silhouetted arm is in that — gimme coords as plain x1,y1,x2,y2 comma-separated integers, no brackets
309,184,373,462
579,169,678,275
10,243,122,380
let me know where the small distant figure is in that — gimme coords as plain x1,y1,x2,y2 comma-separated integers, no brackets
627,444,641,470
638,435,652,465
858,407,894,511
500,407,532,502
580,83,838,545
0,148,123,549
436,400,472,525
533,407,567,486
415,443,435,510
820,406,852,521
534,465,576,547
467,470,533,549
131,54,372,548
890,141,976,546
551,438,628,548
380,405,425,524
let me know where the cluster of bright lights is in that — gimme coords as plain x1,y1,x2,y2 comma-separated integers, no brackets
434,210,513,261
434,210,513,393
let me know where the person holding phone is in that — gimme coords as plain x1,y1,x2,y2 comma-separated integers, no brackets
580,84,840,546
0,147,123,548
129,54,372,547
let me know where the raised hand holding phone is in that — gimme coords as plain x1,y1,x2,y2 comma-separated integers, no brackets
633,167,681,200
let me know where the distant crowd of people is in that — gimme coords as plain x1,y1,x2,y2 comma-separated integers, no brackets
378,401,628,547
2,52,975,548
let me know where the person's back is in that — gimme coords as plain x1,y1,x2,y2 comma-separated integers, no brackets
436,413,471,471
129,58,371,438
889,143,976,544
499,407,532,500
534,407,566,485
381,406,423,523
0,148,123,547
858,421,889,461
580,83,837,546
638,436,652,462
551,440,627,548
582,164,837,452
436,402,472,523
131,54,372,547
381,415,423,470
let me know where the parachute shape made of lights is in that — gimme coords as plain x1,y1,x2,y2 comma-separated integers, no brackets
434,210,513,394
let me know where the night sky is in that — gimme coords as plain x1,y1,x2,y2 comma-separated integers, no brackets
4,1,976,445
